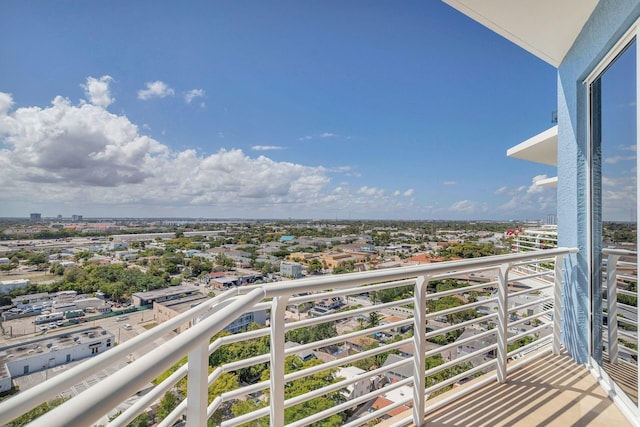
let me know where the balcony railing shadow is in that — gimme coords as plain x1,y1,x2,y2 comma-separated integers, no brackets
381,350,631,427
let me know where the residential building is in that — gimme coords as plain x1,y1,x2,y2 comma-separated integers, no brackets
284,341,316,363
221,309,267,334
280,261,303,278
131,285,201,307
309,296,343,317
319,252,370,269
370,385,413,420
154,295,211,334
0,327,114,393
336,366,371,400
382,354,413,383
0,279,29,295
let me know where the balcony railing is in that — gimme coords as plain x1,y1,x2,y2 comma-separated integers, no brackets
602,248,638,366
0,247,578,427
510,226,558,253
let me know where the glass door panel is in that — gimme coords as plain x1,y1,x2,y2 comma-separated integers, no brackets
590,39,638,406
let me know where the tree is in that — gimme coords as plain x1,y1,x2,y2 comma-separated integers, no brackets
332,261,355,274
156,392,178,421
49,263,65,276
368,311,381,328
209,372,240,425
26,252,48,265
0,263,16,272
231,357,346,427
128,412,150,427
215,254,234,270
6,397,68,426
285,323,337,344
73,251,94,262
307,259,323,275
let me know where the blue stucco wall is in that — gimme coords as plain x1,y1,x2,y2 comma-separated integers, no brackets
558,0,640,364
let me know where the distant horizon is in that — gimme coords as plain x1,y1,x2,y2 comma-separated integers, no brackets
0,216,551,223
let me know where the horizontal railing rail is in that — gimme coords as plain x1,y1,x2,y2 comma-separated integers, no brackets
0,247,578,427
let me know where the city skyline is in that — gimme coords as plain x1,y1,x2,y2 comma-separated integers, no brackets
0,1,557,220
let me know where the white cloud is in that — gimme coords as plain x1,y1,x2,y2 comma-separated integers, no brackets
494,186,508,195
496,175,556,215
298,132,339,141
0,92,13,116
0,86,429,218
527,174,548,194
251,145,284,151
137,81,174,100
449,200,488,214
393,190,400,196
357,186,385,197
402,189,414,197
604,155,636,164
184,89,205,104
443,181,456,185
81,75,114,108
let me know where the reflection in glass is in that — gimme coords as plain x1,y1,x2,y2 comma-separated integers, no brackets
591,40,637,405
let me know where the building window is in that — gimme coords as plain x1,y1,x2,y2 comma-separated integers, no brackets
588,23,638,412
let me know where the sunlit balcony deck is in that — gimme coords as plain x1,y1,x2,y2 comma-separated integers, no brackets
3,246,633,427
382,351,630,427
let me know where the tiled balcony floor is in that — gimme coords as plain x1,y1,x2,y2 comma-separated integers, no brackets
387,351,633,427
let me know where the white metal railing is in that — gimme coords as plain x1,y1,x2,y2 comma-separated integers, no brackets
601,248,638,364
0,247,578,427
511,226,558,253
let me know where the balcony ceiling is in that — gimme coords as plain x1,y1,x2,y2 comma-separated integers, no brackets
443,0,600,67
507,126,557,166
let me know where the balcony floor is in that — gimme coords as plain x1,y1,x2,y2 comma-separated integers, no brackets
392,351,632,426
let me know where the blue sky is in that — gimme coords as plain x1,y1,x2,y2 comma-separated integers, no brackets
0,1,558,220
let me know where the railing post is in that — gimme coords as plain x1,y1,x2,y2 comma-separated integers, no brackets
270,295,290,427
186,341,209,427
553,255,564,355
606,254,620,363
412,275,428,427
496,263,509,384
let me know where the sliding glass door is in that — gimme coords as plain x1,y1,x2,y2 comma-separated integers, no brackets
589,32,638,414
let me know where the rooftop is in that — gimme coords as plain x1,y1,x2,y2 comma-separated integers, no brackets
0,327,112,369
